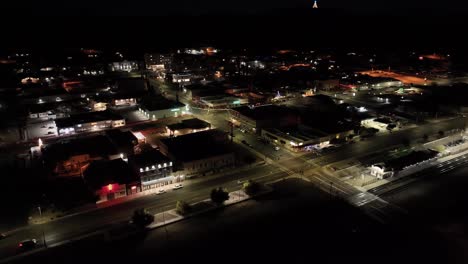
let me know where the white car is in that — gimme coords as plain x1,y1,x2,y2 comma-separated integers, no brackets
274,146,280,151
157,189,166,195
173,184,183,190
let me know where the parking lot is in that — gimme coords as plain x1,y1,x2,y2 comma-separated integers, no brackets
26,120,57,140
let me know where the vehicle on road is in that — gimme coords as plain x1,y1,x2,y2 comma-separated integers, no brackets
241,140,252,147
18,239,37,250
173,184,183,190
157,189,166,194
0,233,6,240
239,129,246,133
274,146,280,151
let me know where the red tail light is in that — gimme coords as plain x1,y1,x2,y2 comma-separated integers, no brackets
19,243,22,247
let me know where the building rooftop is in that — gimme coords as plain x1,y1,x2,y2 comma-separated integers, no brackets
55,110,123,128
167,118,211,131
106,129,138,150
43,135,119,162
83,159,138,191
160,129,231,162
233,104,296,120
128,149,171,168
385,150,438,171
140,96,185,112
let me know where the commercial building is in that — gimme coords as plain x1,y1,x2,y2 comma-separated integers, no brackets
144,53,173,71
229,105,300,134
106,129,139,156
109,61,140,72
200,95,248,109
172,73,192,84
55,110,125,135
368,150,438,179
157,129,235,177
166,118,211,137
83,159,140,203
43,135,121,177
139,96,187,120
340,73,402,91
129,149,181,191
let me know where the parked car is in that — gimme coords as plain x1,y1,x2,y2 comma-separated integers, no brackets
157,189,166,195
18,239,37,250
172,184,183,190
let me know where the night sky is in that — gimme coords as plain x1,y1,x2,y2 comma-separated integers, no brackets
7,0,468,15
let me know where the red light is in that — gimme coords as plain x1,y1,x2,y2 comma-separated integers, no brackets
19,243,22,247
131,186,136,190
107,184,113,191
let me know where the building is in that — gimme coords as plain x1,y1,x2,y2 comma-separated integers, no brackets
229,105,300,134
27,102,68,121
166,118,211,137
200,95,248,109
144,53,173,71
157,129,235,177
129,149,182,191
109,61,140,72
368,150,438,179
43,135,121,177
139,96,187,120
172,73,192,84
340,73,402,91
106,129,139,156
55,110,125,135
83,159,140,203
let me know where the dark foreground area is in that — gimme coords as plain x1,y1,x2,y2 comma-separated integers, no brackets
10,179,454,264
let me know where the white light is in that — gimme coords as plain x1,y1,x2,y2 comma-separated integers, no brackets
164,163,167,167
169,161,173,166
145,167,149,171
158,164,162,168
152,165,156,169
140,168,144,173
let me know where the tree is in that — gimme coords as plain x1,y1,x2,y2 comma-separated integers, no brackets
176,200,192,216
402,138,410,147
242,180,261,196
423,134,429,141
132,208,154,228
210,187,230,205
438,130,445,138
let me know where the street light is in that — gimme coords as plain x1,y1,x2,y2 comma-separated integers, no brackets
37,206,47,248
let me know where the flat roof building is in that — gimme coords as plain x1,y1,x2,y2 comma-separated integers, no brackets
229,104,300,134
157,129,235,177
55,110,125,135
139,96,186,120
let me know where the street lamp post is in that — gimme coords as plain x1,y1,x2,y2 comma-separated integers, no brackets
37,206,47,248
